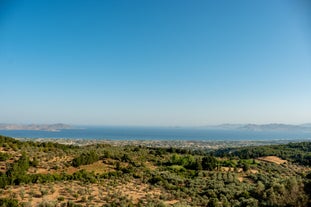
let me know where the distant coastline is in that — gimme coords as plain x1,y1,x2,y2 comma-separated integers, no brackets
203,123,311,132
14,137,310,150
0,124,310,141
1,123,311,132
0,123,72,132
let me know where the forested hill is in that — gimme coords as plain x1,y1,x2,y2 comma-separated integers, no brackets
214,142,311,166
0,135,311,206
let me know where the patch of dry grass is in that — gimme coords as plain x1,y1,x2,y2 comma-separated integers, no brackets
0,179,169,206
257,156,287,165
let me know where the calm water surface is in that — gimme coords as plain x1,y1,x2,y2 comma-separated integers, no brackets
1,126,311,141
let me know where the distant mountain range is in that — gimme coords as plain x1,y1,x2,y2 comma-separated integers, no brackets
0,123,72,132
1,123,311,133
205,123,311,132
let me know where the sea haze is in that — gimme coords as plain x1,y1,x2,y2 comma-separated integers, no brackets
0,126,311,141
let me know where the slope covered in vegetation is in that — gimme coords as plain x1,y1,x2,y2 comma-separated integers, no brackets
0,135,310,207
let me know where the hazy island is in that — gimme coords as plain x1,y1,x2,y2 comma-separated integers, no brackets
0,123,72,132
205,123,311,132
1,123,311,133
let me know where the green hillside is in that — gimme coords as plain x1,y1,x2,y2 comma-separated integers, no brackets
0,135,310,207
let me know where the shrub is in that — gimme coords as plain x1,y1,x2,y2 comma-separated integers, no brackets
0,198,20,207
72,151,99,167
0,152,10,161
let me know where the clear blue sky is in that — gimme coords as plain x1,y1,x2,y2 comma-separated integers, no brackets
0,0,310,126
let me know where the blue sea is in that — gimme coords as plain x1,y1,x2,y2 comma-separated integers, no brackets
1,126,311,141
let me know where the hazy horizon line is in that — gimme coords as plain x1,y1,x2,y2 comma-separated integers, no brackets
1,122,311,128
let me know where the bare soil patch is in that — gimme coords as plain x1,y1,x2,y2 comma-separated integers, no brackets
257,156,287,165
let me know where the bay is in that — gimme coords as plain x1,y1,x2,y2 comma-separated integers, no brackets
1,126,311,141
